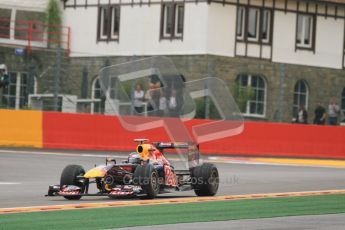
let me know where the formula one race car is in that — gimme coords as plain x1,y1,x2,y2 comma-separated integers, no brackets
46,139,219,200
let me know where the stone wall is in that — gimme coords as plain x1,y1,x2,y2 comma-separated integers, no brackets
203,55,345,123
0,46,71,96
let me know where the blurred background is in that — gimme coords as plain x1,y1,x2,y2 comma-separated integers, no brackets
0,0,345,125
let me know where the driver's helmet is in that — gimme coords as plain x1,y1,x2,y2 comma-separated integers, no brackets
128,152,142,164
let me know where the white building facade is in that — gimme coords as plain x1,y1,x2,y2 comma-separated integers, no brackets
63,0,345,70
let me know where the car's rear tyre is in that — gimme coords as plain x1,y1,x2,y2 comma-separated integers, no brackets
191,163,219,196
133,164,160,199
60,164,85,200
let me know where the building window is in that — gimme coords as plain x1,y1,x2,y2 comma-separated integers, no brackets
293,80,309,118
247,8,260,41
91,77,105,114
1,72,36,110
161,3,184,39
15,10,45,41
261,10,271,43
236,7,245,40
97,5,120,41
296,14,315,49
236,74,266,116
0,9,11,39
236,6,272,44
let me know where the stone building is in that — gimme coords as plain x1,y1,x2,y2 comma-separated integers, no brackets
0,0,345,122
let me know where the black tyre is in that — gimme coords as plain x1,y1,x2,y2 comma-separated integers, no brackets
133,164,160,199
191,163,219,196
60,164,85,200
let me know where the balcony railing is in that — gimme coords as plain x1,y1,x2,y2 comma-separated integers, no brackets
0,18,70,56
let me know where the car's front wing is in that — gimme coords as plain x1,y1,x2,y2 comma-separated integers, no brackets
46,185,143,197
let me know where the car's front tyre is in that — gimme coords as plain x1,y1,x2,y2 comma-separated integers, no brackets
133,164,160,199
60,164,85,200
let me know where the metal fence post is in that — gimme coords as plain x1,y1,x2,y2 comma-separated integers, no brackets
277,63,286,122
27,21,32,55
205,55,213,119
53,47,61,111
81,66,88,99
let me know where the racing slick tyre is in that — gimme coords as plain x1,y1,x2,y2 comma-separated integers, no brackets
60,164,85,200
133,164,160,199
191,163,219,196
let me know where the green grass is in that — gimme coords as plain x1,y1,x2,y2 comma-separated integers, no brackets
1,194,345,229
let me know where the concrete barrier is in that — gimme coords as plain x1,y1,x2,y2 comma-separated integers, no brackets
42,111,345,159
0,110,344,158
0,109,42,148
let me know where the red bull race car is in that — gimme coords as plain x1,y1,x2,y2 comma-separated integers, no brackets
46,139,219,200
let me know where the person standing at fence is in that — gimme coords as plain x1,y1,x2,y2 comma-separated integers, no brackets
168,89,178,117
133,84,144,114
0,64,9,108
313,102,326,125
147,74,161,115
328,97,340,125
159,90,167,116
296,106,308,124
0,64,9,89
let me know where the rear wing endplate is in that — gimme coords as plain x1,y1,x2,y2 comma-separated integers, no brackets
153,142,200,168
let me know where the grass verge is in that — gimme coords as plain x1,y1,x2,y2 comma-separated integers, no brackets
1,194,345,229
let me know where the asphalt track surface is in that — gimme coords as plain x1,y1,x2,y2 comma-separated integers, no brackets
1,149,345,209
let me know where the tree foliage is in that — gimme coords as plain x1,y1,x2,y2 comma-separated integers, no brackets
231,82,255,113
45,0,62,47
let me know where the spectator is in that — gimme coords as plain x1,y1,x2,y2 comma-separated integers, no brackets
296,106,308,124
0,64,9,88
158,90,167,116
313,102,326,125
328,97,340,125
133,84,144,114
146,74,161,114
168,89,178,116
169,89,177,109
144,88,153,112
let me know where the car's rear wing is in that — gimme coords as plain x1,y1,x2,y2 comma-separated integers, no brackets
153,142,190,149
153,142,200,168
